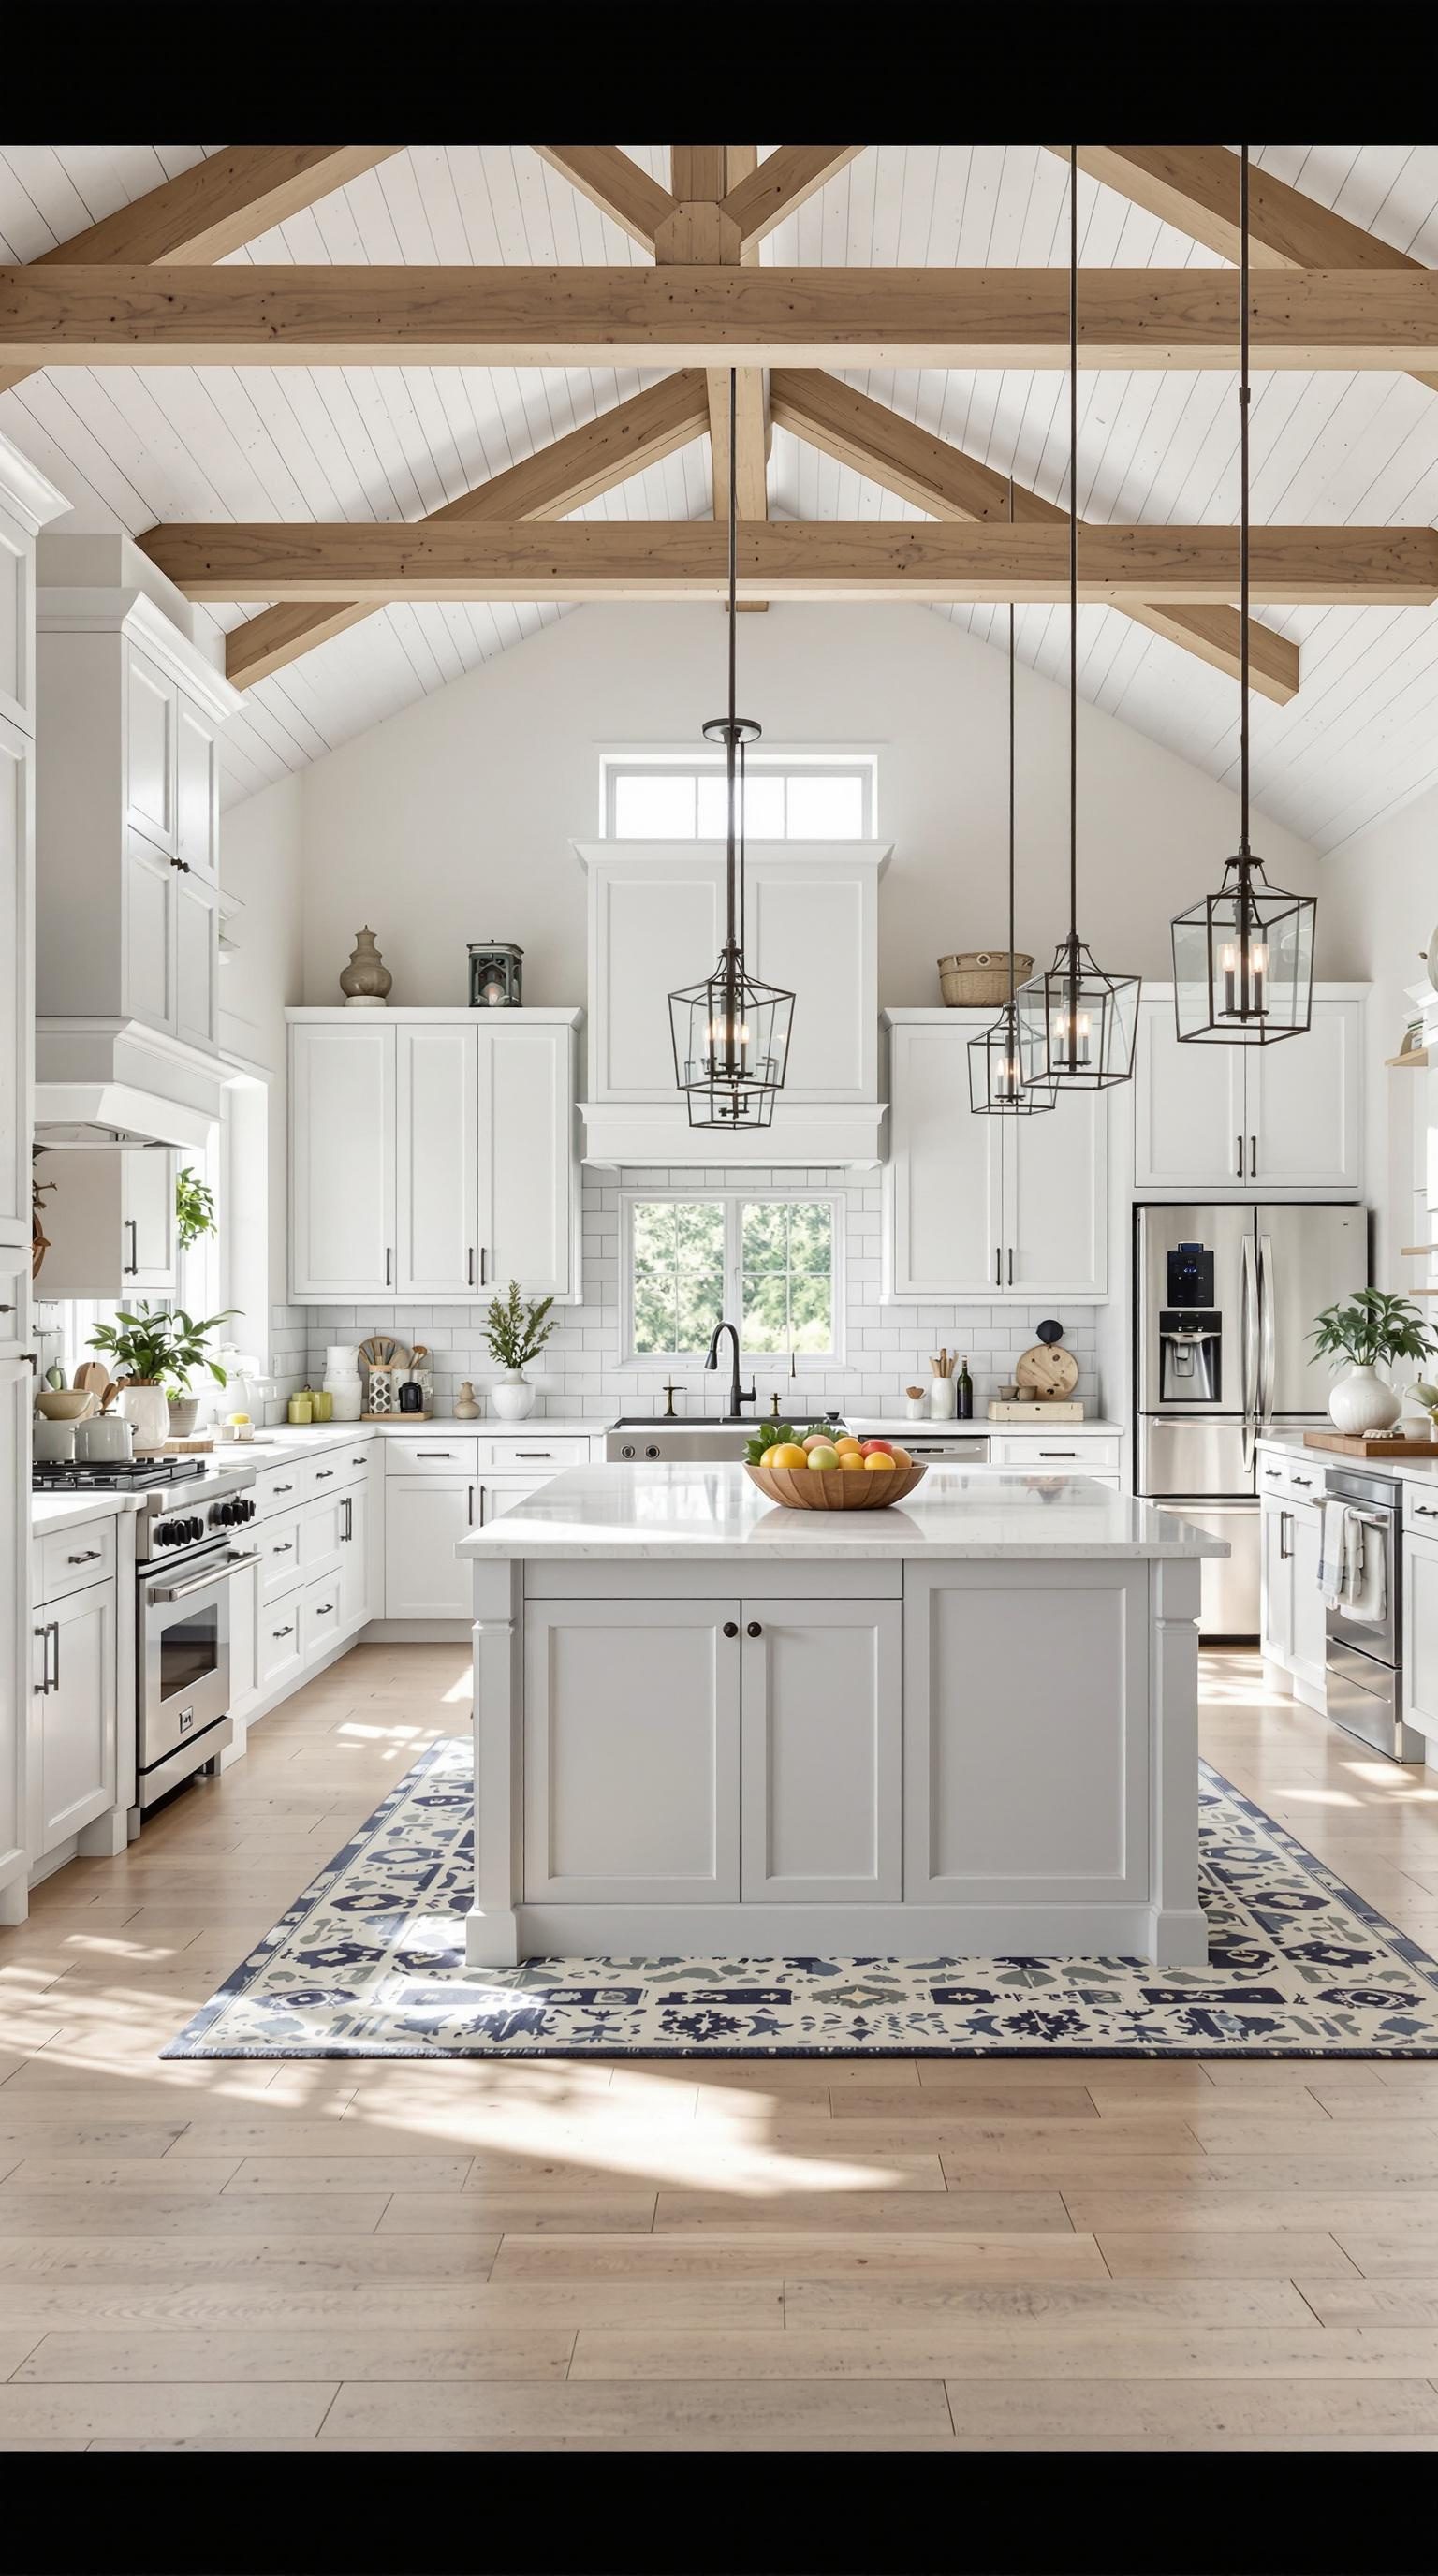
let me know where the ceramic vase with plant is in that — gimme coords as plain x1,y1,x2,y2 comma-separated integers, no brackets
1309,1290,1438,1436
482,1281,554,1422
86,1300,238,1453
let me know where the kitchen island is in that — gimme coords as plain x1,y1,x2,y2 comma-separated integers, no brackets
459,1465,1226,1969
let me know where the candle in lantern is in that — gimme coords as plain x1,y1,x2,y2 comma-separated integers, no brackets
1221,940,1238,1018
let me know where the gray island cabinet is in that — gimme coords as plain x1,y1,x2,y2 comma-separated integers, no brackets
459,1465,1226,1969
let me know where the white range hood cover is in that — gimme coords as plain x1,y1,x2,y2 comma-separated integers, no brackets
34,1019,227,1152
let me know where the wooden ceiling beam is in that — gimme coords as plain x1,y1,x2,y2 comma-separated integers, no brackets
533,148,677,253
11,265,1438,369
0,146,400,399
1060,143,1438,400
720,147,865,246
139,520,1438,607
770,367,1299,703
219,369,712,686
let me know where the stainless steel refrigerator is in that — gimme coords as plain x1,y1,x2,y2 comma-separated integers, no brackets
1134,1203,1367,1639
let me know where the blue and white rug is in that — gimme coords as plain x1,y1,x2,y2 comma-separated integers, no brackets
162,1738,1438,2058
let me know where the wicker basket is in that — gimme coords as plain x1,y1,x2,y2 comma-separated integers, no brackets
937,950,1034,1007
744,1459,928,1511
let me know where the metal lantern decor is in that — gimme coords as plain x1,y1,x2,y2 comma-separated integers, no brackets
970,492,1054,1118
468,941,523,1008
668,372,794,1129
1171,147,1314,1046
1016,147,1140,1095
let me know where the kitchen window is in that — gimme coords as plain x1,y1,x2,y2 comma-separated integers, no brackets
600,753,875,841
624,1193,841,1363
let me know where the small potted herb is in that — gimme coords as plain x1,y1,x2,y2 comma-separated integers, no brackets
88,1299,238,1448
482,1281,554,1422
1309,1290,1438,1436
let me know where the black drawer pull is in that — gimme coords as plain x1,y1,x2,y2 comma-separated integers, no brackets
723,1622,739,1639
315,1468,334,1480
746,1620,763,1638
273,1482,293,1494
66,1548,103,1564
272,1624,294,1638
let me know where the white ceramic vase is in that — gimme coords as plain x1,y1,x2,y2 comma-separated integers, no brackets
491,1374,536,1422
1328,1364,1402,1436
118,1381,170,1456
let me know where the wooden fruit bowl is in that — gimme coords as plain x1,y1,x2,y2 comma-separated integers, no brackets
744,1460,928,1511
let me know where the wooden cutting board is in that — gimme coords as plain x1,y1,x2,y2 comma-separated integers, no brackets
1015,1341,1079,1398
1303,1430,1438,1456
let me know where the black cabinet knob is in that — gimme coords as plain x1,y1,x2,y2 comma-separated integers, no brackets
746,1620,763,1638
722,1621,738,1638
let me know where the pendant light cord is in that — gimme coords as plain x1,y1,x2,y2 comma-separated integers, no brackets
726,367,739,967
1068,143,1078,958
1239,143,1250,860
1007,481,1016,1013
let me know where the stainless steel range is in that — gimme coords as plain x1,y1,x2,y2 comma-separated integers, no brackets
33,1456,260,1807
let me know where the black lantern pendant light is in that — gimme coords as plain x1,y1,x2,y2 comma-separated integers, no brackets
668,373,795,1129
1170,147,1314,1044
1017,147,1140,1093
970,493,1054,1117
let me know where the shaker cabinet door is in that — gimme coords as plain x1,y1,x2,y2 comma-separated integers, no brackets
122,1148,176,1291
123,645,176,852
172,868,218,1054
384,1476,474,1620
741,1598,901,1901
122,833,175,1034
34,1582,117,1853
887,1020,1004,1297
1002,1088,1108,1299
396,1023,478,1297
0,716,30,1254
1245,1000,1361,1191
478,1021,574,1298
289,1024,396,1299
175,698,219,880
1133,999,1246,1191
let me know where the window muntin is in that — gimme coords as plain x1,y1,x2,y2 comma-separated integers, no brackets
603,754,873,841
625,1193,840,1362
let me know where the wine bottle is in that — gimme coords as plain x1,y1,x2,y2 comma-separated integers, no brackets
956,1356,973,1421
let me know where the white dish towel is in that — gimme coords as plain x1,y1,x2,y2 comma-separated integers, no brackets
1339,1513,1388,1625
1318,1498,1350,1608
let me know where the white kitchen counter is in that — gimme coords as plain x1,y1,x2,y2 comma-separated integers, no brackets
201,1416,601,1467
457,1460,1221,1562
846,1417,1124,1438
30,1491,142,1538
1257,1427,1438,1484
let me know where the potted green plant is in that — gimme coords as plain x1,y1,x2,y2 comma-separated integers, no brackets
87,1300,238,1451
482,1281,554,1422
1309,1290,1438,1436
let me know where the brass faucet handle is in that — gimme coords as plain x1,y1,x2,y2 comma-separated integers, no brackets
770,1391,784,1419
662,1379,680,1419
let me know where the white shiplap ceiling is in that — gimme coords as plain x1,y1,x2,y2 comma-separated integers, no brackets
2,141,1437,848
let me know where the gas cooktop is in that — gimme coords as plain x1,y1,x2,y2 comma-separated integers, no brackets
32,1456,212,1491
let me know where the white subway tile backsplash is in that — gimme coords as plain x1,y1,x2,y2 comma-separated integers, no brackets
299,1165,1103,1420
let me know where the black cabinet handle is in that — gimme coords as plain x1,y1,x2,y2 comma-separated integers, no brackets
315,1468,334,1479
124,1218,138,1275
274,1482,293,1494
385,1247,392,1286
272,1624,294,1638
1236,1134,1243,1178
746,1620,763,1638
66,1548,103,1564
722,1621,739,1639
1007,1247,1013,1286
1250,1134,1257,1178
468,1247,476,1287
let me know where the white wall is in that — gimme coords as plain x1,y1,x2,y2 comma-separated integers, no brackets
288,603,1338,1010
217,772,304,1372
1324,781,1438,1288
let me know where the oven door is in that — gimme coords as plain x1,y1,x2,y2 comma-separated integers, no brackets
140,1546,254,1772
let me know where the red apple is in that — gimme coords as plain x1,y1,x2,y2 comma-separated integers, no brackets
860,1439,895,1457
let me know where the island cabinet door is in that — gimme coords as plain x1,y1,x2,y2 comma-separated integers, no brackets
523,1598,741,1902
741,1599,902,1902
903,1562,1151,1905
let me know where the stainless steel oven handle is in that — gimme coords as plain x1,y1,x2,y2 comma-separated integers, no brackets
148,1547,261,1603
1257,1233,1276,1427
1240,1232,1259,1474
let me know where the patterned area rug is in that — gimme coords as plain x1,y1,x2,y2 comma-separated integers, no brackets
162,1738,1438,2059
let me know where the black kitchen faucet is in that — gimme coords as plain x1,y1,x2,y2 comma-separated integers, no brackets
706,1320,756,1422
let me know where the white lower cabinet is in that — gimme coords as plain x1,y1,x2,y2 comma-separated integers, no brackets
385,1477,476,1621
337,1482,368,1635
741,1599,902,1901
227,1555,259,1722
1404,1530,1438,1742
301,1571,343,1661
32,1580,116,1853
1260,1490,1326,1710
477,1475,547,1527
902,1562,1150,1905
523,1597,741,1902
258,1596,305,1696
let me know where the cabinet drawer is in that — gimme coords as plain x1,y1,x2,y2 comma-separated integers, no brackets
477,1437,589,1471
301,1490,345,1579
1404,1483,1438,1531
1257,1451,1325,1502
258,1598,305,1693
990,1435,1121,1471
384,1436,478,1477
37,1518,117,1603
301,1571,344,1661
254,1461,306,1519
259,1510,304,1602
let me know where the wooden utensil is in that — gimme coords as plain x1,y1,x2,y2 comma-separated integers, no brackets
1015,1342,1079,1399
359,1335,410,1372
74,1361,110,1400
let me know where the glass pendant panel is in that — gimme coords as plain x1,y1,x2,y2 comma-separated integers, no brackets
1171,860,1315,1044
1016,941,1140,1091
668,959,796,1130
968,1003,1055,1114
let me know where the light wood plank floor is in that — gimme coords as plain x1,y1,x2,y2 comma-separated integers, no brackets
4,1642,1438,2451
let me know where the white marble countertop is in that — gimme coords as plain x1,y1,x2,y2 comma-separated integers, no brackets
457,1462,1228,1561
845,1416,1124,1438
30,1491,141,1537
199,1416,601,1465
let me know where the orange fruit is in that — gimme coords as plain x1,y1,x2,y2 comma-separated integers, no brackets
863,1450,895,1471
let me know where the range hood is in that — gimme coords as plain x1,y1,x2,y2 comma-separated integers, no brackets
574,840,891,1169
35,1019,227,1153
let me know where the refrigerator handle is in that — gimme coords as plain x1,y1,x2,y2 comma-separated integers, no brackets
1240,1230,1259,1474
1258,1232,1276,1426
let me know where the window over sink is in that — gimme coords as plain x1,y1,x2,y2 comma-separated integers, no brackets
624,1193,840,1364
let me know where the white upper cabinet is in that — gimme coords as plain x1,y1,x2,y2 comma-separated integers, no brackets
1133,991,1363,1194
35,544,240,1052
0,717,33,1265
575,842,888,1164
290,1022,398,1300
292,1012,581,1304
884,1012,1108,1301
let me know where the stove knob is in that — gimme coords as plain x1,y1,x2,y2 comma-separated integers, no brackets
155,1521,175,1547
191,1517,205,1543
213,1500,231,1526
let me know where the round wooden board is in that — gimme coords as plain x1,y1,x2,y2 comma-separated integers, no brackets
1016,1341,1079,1398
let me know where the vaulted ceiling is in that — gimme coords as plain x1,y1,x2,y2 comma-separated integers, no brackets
3,141,1437,851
